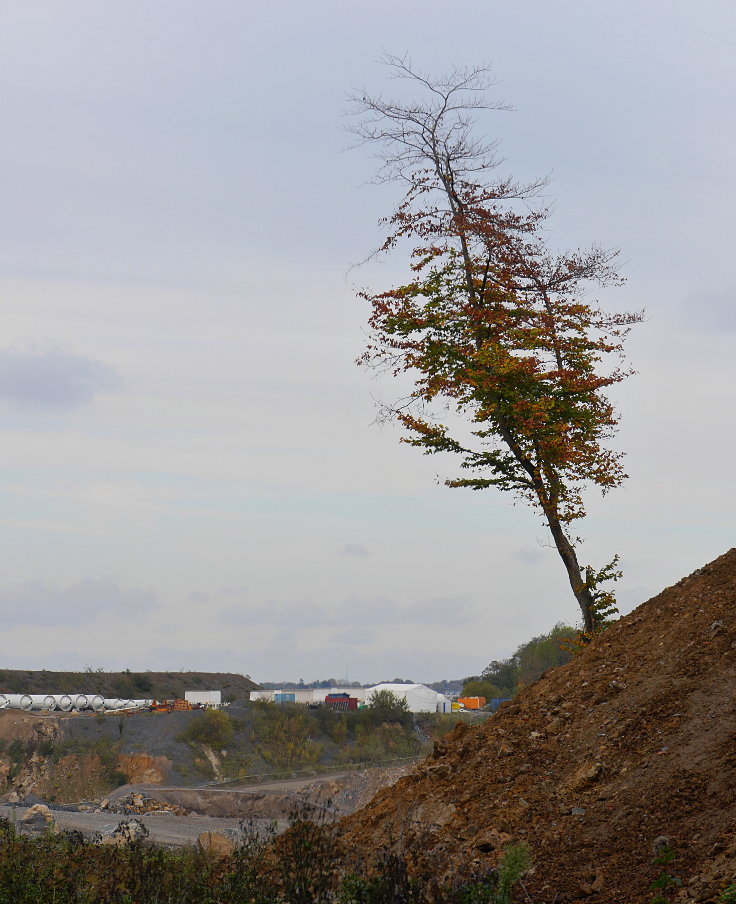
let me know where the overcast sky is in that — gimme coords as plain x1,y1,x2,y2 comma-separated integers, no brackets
0,2,733,684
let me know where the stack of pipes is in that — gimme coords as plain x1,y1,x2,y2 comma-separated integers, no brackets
0,694,153,713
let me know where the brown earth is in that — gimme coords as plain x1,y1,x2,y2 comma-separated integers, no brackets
117,753,170,785
339,548,736,903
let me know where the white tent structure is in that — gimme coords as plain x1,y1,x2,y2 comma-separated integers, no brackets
366,683,440,713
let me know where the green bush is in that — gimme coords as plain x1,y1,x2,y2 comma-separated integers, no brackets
460,679,500,701
178,709,235,749
132,673,153,693
8,738,26,765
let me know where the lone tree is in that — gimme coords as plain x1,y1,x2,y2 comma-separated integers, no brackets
350,55,642,633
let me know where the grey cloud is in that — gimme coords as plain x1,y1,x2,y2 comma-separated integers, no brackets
0,578,156,626
0,348,122,408
339,543,370,558
329,628,376,646
186,591,210,604
682,289,736,332
220,595,472,628
186,586,248,605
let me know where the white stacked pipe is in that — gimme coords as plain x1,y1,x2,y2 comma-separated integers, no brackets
101,698,151,711
0,692,153,712
23,695,57,711
1,694,33,710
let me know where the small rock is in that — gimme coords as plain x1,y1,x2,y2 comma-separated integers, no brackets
22,804,53,823
198,831,235,858
571,807,586,816
652,835,671,855
100,818,149,846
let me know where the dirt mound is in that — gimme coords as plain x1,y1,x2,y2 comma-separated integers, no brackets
339,548,736,902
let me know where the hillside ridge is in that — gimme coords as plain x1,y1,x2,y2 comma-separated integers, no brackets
339,548,736,902
0,670,259,702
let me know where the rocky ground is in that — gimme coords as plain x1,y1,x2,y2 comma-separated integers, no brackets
0,802,251,848
0,766,411,847
338,548,736,903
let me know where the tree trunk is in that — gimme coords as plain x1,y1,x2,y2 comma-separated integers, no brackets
543,512,595,633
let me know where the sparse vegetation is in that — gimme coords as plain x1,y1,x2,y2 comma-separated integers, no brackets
0,814,530,903
178,709,236,749
649,840,682,903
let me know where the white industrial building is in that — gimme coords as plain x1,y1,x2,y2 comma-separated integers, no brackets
366,683,440,713
184,690,221,706
250,687,368,705
252,683,447,713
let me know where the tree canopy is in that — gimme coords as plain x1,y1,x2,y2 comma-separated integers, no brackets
351,55,642,631
465,622,578,697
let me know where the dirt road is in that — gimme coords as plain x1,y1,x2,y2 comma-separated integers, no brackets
0,804,279,846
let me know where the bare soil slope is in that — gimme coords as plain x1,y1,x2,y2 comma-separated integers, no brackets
340,548,736,902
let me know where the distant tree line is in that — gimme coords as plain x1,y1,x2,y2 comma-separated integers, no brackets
258,678,417,690
463,623,576,699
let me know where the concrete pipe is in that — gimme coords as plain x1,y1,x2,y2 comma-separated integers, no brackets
25,695,57,711
2,694,33,710
52,695,74,712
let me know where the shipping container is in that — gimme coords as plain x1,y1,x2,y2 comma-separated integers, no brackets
457,696,486,710
324,693,358,711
